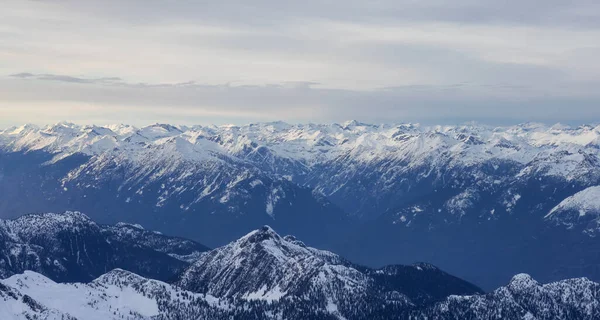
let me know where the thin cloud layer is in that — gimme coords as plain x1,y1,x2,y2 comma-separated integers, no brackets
1,0,599,126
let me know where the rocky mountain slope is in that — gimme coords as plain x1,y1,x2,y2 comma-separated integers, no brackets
5,269,599,319
178,225,483,315
414,273,600,320
1,218,598,319
2,121,600,288
4,121,600,225
0,211,208,282
0,214,480,319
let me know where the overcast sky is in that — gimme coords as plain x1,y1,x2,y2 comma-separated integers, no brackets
1,0,599,127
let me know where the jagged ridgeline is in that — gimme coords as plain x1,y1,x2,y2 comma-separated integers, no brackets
2,122,600,289
0,211,209,282
2,212,600,319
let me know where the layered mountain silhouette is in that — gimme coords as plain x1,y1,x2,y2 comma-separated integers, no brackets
1,212,599,319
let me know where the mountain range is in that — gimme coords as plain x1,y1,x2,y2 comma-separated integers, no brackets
2,121,600,289
2,211,599,320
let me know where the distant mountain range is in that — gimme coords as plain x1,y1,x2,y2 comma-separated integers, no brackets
2,121,600,289
2,211,599,320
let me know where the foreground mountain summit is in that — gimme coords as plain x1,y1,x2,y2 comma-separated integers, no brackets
2,122,600,288
1,212,599,320
177,225,482,308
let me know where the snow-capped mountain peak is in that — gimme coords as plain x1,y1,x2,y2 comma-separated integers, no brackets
176,224,484,318
239,225,282,244
177,225,363,302
507,273,539,291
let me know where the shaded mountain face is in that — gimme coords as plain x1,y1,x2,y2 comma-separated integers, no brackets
0,211,208,282
366,263,484,306
1,223,599,319
0,125,350,248
100,222,210,263
2,122,600,288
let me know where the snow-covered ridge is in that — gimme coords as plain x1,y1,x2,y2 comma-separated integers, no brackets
0,121,600,219
178,225,371,304
2,121,600,169
3,269,600,320
547,186,600,218
176,224,483,318
1,269,228,320
0,274,75,320
418,273,600,320
3,265,599,320
545,186,600,233
3,121,600,217
1,211,98,243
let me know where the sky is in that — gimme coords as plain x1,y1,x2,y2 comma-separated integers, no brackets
1,0,600,127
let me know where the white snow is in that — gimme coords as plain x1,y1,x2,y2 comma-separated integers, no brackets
546,186,600,218
2,271,158,319
3,121,600,219
178,225,380,311
326,298,348,320
0,269,229,320
243,284,287,302
2,121,599,182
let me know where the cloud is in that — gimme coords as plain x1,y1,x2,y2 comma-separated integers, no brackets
2,71,600,128
0,0,599,126
10,73,122,84
9,73,35,79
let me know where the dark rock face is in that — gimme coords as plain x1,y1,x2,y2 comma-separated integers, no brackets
0,211,208,282
0,149,351,251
